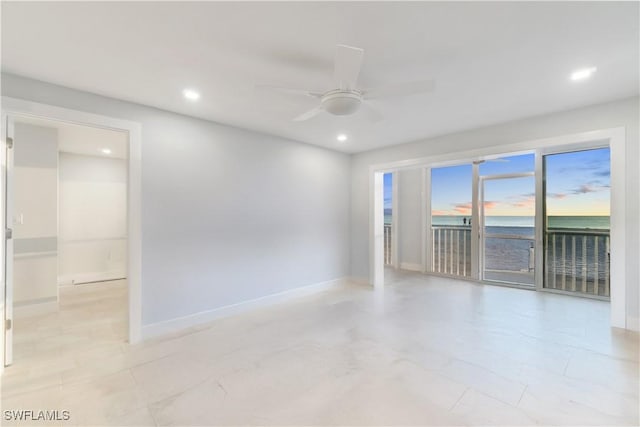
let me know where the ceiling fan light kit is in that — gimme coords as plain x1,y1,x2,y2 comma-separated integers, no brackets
321,89,362,115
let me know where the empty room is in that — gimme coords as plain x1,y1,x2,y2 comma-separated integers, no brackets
0,2,638,426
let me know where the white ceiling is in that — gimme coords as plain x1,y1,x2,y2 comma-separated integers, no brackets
15,116,128,159
2,2,638,153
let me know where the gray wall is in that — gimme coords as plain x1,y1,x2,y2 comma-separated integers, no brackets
2,73,351,326
351,96,639,327
397,169,422,269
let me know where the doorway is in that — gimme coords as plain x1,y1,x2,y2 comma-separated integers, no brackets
480,174,536,286
5,116,128,368
2,98,142,370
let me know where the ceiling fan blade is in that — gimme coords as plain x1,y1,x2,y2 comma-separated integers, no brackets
334,44,364,90
293,105,324,122
363,79,435,100
255,84,323,99
360,102,384,122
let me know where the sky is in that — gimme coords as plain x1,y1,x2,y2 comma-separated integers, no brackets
544,148,610,216
427,149,610,217
384,172,393,210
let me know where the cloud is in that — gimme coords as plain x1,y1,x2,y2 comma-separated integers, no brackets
548,192,567,199
511,196,535,208
432,209,446,216
453,202,472,214
570,184,605,195
559,158,609,174
451,201,497,214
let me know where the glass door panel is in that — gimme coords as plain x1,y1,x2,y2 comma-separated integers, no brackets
481,175,535,286
383,172,393,265
430,164,473,277
543,148,610,296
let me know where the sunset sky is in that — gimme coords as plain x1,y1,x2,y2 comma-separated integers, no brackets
431,150,610,217
384,149,610,217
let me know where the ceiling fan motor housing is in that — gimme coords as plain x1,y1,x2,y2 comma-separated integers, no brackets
321,90,362,115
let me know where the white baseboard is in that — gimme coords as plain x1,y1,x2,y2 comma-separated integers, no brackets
627,316,640,332
14,297,58,318
58,270,127,286
142,277,351,340
400,262,423,272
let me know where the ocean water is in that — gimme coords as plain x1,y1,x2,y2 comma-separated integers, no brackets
430,215,610,229
384,214,610,229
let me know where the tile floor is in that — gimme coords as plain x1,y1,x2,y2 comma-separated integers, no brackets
1,272,638,426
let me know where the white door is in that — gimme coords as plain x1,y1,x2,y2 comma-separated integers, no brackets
2,115,14,367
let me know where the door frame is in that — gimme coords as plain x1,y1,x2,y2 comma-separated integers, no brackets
479,171,536,286
1,97,142,371
2,116,14,368
369,127,626,329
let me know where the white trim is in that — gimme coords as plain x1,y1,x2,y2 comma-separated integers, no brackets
471,162,480,280
14,251,57,259
368,129,618,172
58,271,126,286
480,171,534,181
534,151,544,292
606,128,626,329
422,167,430,273
400,262,423,272
142,277,351,340
0,96,143,350
627,316,639,332
1,113,15,370
369,127,627,330
370,171,384,288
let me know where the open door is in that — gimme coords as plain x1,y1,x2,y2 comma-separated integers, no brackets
479,173,536,286
2,115,14,367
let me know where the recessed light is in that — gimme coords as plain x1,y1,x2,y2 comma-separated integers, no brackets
101,148,112,155
570,67,597,81
183,89,200,101
337,134,348,142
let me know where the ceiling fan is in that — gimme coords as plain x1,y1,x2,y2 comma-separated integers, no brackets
256,44,435,122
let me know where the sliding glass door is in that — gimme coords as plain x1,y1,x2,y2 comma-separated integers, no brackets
543,148,611,297
425,148,610,300
429,164,473,277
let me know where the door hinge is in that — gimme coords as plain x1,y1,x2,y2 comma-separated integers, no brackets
6,137,13,149
5,228,12,240
5,319,11,331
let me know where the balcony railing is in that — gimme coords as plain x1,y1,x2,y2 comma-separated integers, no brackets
384,224,392,265
427,225,610,298
431,226,472,277
544,229,610,297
